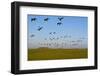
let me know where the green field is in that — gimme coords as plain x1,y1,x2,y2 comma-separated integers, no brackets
28,48,88,61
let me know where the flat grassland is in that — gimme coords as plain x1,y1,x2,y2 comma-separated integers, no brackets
28,48,88,61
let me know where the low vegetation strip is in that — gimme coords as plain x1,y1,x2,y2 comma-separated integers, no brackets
28,48,88,61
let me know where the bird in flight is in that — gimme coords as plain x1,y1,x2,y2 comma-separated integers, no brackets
72,43,78,46
44,18,49,21
64,35,67,38
37,26,43,31
49,32,56,35
49,38,53,41
31,18,37,22
53,32,56,34
71,41,75,42
77,40,82,42
30,34,35,37
57,22,62,26
58,17,64,21
49,32,52,35
44,38,47,40
56,37,59,40
52,38,55,40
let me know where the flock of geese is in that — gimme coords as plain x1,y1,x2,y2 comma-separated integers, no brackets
30,17,64,37
29,16,87,48
38,37,86,48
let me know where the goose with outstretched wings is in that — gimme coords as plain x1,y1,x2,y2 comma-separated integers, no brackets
44,18,49,21
31,18,37,22
58,17,64,21
37,26,43,31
